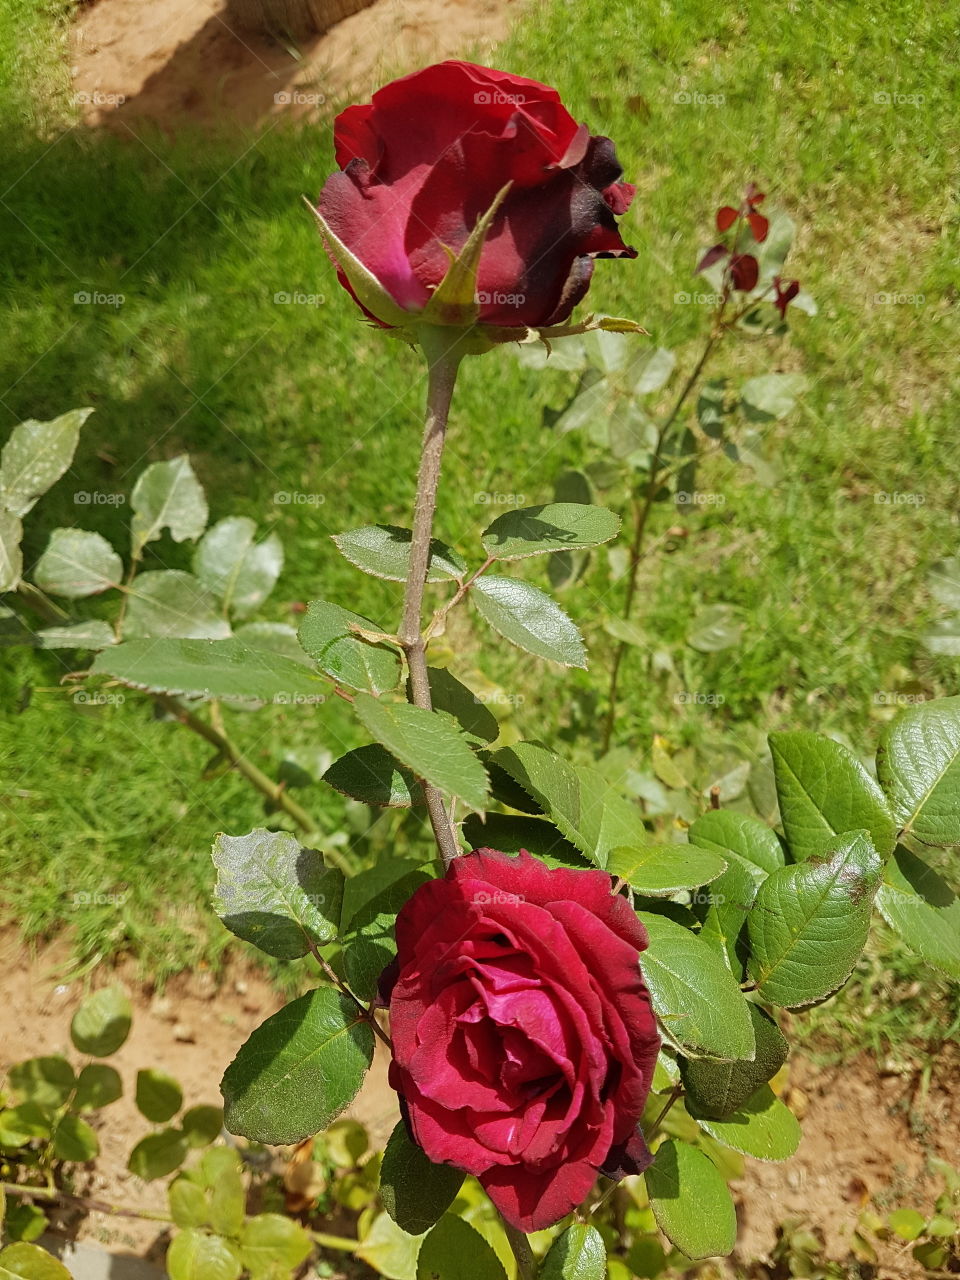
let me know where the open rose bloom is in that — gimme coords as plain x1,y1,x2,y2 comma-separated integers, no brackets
381,850,660,1232
317,61,638,333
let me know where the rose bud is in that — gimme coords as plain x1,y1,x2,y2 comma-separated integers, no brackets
380,848,660,1233
315,61,638,333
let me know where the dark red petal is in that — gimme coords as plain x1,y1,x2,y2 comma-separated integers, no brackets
748,211,769,243
744,183,765,208
697,243,729,274
716,206,739,232
600,1124,654,1180
730,253,759,292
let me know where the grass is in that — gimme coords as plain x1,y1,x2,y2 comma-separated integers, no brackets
0,0,958,1050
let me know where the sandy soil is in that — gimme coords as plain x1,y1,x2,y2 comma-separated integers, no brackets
2,931,956,1274
69,0,526,129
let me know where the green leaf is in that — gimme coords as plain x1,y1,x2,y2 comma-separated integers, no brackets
687,605,742,653
8,1057,75,1108
166,1229,242,1280
130,455,208,554
73,1063,122,1111
298,601,401,694
554,370,611,435
353,692,490,811
0,1241,74,1279
36,620,115,650
541,1224,607,1279
169,1177,209,1229
748,830,883,1007
124,570,231,640
636,912,756,1060
416,1215,508,1280
608,844,727,896
877,696,960,845
212,829,344,959
410,668,499,746
887,1209,926,1242
128,1128,188,1180
472,577,586,667
0,510,23,591
695,858,759,976
33,529,122,598
323,744,423,808
240,1214,313,1279
0,1103,53,1146
740,372,808,421
645,1139,737,1259
194,517,283,619
70,986,132,1056
876,845,960,979
333,525,466,583
692,1084,801,1161
221,988,375,1145
181,1105,223,1148
4,1203,47,1244
380,1122,465,1236
135,1068,184,1123
209,1155,246,1237
0,408,91,518
343,871,432,1002
481,503,620,561
355,1212,423,1280
630,345,677,394
52,1113,99,1162
680,1004,788,1118
769,731,897,859
492,742,642,868
341,859,431,931
91,636,328,703
688,810,785,878
460,813,589,868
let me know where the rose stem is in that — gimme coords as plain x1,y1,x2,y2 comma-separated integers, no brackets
398,326,467,870
502,1221,539,1279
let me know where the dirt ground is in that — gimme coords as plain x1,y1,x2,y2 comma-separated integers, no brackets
69,0,526,129
2,930,956,1275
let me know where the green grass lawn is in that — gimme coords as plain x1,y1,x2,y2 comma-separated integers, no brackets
1,0,958,1050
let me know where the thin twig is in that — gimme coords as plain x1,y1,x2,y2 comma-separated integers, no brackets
305,938,393,1051
0,1181,172,1223
502,1221,539,1279
645,1082,685,1138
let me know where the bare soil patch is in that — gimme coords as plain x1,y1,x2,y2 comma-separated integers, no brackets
69,0,525,129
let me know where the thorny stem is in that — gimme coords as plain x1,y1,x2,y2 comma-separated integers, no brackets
398,329,467,870
305,937,393,1052
503,1220,539,1279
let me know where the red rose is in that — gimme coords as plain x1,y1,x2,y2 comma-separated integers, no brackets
382,849,660,1233
317,61,638,330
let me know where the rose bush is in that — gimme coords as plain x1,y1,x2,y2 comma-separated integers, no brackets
317,60,638,329
380,848,660,1232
